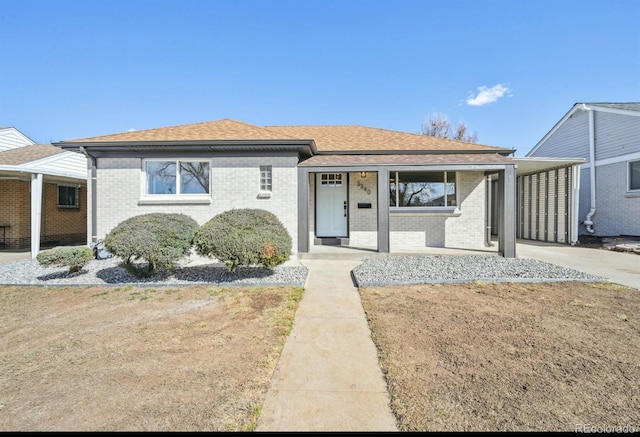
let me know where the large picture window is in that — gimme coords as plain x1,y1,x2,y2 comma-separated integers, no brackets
145,160,210,195
390,171,457,207
629,160,640,191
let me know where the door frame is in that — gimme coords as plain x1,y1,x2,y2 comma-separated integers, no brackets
314,172,349,238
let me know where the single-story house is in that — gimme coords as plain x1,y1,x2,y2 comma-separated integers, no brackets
0,127,88,256
526,102,640,237
53,119,583,258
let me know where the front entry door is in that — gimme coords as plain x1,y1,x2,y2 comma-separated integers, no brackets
316,173,348,237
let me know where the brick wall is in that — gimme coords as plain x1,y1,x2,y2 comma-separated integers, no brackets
0,179,87,249
590,161,640,236
389,172,486,249
0,180,30,248
95,156,299,252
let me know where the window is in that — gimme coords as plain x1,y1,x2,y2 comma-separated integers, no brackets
629,160,640,191
145,160,210,195
260,165,272,191
390,171,457,207
320,173,343,187
58,185,79,209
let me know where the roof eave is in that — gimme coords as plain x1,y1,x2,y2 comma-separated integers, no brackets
315,148,515,156
54,139,317,156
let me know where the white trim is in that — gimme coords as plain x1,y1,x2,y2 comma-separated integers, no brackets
526,103,640,157
628,159,640,193
141,158,212,198
596,151,640,167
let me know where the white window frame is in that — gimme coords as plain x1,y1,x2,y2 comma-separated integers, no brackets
389,171,458,211
628,160,640,192
259,165,272,192
142,159,211,199
57,184,80,209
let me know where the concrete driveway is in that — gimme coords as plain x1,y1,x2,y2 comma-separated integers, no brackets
515,240,640,290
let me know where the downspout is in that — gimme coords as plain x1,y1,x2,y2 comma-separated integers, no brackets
80,146,98,244
485,174,494,246
582,104,596,234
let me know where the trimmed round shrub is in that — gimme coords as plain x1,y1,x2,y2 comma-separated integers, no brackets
104,213,198,273
36,246,94,274
194,208,292,272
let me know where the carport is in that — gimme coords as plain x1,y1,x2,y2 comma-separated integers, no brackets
489,157,585,245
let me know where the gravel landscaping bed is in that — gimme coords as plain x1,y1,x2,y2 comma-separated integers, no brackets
352,254,607,287
0,257,309,287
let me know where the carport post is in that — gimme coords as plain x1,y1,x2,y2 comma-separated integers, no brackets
498,164,517,258
30,173,43,259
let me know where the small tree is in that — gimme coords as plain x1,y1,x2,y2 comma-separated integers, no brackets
194,209,292,272
104,213,198,275
421,112,478,143
36,246,94,274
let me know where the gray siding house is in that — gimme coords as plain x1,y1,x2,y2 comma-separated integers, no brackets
55,118,573,258
526,103,640,237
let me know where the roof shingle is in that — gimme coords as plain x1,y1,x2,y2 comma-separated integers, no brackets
0,144,65,166
62,119,513,154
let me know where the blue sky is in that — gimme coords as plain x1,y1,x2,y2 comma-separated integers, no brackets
1,0,639,155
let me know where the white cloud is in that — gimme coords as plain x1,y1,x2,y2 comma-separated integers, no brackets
466,84,512,106
128,128,137,132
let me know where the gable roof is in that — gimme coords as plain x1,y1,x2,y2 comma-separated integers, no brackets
57,118,514,155
0,127,36,152
526,102,640,157
0,144,86,180
0,144,65,166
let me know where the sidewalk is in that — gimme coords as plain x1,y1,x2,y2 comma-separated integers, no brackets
257,259,398,431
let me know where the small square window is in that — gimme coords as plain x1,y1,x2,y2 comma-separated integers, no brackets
58,185,79,209
260,165,272,192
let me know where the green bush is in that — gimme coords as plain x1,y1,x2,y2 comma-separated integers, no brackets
104,213,198,274
194,208,292,272
36,246,94,274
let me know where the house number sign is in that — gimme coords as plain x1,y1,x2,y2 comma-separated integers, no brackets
356,180,371,195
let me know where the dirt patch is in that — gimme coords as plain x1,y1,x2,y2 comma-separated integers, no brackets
359,281,640,431
0,284,303,431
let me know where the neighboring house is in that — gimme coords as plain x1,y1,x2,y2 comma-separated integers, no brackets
0,127,87,256
54,119,581,258
526,103,640,237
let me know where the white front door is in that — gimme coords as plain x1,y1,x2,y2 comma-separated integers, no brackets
316,173,348,237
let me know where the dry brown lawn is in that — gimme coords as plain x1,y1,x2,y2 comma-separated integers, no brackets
359,281,640,432
3,278,639,432
0,284,303,431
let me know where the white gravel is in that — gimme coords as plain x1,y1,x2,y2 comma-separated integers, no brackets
0,257,309,287
0,254,608,288
351,254,607,287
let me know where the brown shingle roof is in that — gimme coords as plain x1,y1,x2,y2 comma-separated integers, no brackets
66,119,296,142
267,125,509,153
0,144,65,166
62,118,512,154
299,153,513,166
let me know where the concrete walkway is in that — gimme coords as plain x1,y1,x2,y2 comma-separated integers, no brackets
256,259,398,431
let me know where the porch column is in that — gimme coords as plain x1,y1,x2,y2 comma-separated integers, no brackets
377,169,390,252
297,167,310,253
498,164,517,258
30,173,43,259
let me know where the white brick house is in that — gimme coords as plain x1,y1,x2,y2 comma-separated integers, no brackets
54,119,551,258
526,103,640,237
